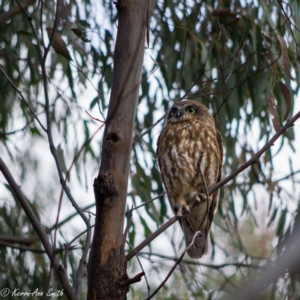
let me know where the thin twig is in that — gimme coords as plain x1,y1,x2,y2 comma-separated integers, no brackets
133,115,165,145
134,44,280,145
16,0,91,295
138,252,262,268
277,0,300,34
145,231,202,300
43,5,91,297
68,224,95,247
123,206,133,248
126,196,201,261
210,110,300,194
0,0,36,26
63,243,69,271
197,151,210,231
0,157,76,299
48,203,95,232
126,272,145,285
0,65,47,132
54,125,104,298
191,51,281,101
0,123,31,137
0,235,40,245
126,241,151,296
0,241,82,253
126,216,178,261
277,169,300,182
42,0,60,64
178,31,188,99
125,192,166,215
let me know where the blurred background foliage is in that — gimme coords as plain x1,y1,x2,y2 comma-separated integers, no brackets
0,0,300,298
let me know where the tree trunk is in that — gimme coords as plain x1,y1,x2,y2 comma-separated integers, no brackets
87,1,149,299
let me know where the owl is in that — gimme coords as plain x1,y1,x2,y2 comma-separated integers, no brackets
157,100,223,258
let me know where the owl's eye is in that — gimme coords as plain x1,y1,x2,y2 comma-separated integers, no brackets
170,109,177,117
186,107,196,114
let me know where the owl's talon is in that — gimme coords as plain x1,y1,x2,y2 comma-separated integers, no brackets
177,205,190,218
197,193,207,203
177,211,183,217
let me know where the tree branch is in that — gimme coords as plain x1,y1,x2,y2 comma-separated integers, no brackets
126,272,145,285
0,235,40,246
14,0,91,295
0,65,47,132
139,252,262,268
0,157,76,299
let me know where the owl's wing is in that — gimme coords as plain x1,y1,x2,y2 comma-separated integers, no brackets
216,128,223,182
156,132,178,216
156,133,161,152
204,128,223,231
182,128,223,259
156,133,162,169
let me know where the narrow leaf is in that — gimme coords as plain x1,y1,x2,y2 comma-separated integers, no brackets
57,144,67,174
261,31,273,43
71,28,82,38
268,92,281,132
278,82,292,121
71,28,91,43
212,9,236,18
277,34,292,79
46,28,72,61
225,17,240,27
17,30,31,36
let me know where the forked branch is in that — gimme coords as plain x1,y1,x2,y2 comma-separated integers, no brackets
0,157,76,299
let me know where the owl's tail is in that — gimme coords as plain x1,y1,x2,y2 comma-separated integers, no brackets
181,219,208,259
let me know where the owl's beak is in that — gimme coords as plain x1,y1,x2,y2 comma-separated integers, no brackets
175,111,183,119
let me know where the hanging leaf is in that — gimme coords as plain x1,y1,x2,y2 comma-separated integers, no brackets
268,92,281,132
261,31,273,43
71,28,91,43
46,28,72,61
276,208,287,237
76,19,91,28
278,82,292,121
277,34,292,79
71,28,83,38
225,17,240,27
212,8,236,18
57,144,67,175
16,30,32,36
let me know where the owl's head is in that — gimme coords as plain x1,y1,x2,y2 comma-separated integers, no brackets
166,100,215,126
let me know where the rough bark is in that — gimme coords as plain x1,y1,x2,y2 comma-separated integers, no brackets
87,1,149,299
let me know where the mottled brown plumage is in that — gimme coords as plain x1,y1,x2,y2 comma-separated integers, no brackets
157,100,223,258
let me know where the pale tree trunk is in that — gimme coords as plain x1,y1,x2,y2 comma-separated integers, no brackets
87,1,149,299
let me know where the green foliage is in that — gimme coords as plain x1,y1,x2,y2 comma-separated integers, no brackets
0,0,300,298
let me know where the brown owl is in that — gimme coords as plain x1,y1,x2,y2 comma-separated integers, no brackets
157,100,223,258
